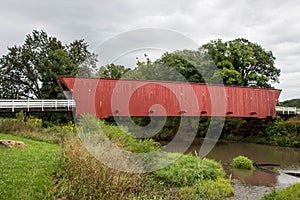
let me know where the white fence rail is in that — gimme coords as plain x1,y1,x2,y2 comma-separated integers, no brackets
0,99,76,112
0,99,297,115
276,106,297,115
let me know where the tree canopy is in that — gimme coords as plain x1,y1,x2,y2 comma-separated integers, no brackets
280,99,300,107
97,63,131,79
126,38,280,88
202,38,281,87
0,30,97,99
125,50,219,83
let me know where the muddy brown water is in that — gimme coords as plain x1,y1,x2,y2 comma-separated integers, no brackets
161,138,300,186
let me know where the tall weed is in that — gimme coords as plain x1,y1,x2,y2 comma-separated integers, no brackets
52,136,155,199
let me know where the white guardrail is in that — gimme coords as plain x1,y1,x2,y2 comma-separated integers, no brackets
0,99,297,115
0,99,76,112
276,106,297,115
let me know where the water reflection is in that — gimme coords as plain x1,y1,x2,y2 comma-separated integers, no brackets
227,167,277,186
187,139,300,169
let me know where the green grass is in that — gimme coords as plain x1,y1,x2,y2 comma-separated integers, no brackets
260,183,300,200
0,133,60,200
152,154,226,187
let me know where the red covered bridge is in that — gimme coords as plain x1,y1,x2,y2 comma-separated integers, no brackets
57,76,281,119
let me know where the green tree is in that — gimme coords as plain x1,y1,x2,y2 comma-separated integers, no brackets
97,63,131,78
145,39,280,87
202,38,281,88
155,51,205,83
280,98,300,107
68,39,98,77
0,30,97,99
214,60,243,85
40,49,76,99
125,55,183,81
127,50,217,83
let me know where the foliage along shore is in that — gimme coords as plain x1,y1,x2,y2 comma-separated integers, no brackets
125,115,300,148
221,116,300,148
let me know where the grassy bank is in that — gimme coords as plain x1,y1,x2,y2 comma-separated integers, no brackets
53,135,233,199
0,133,60,199
50,116,233,199
0,115,234,199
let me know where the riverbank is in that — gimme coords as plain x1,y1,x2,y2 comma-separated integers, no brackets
129,116,300,148
185,138,300,169
222,116,300,148
230,182,278,200
0,116,234,199
229,172,300,200
207,141,300,199
53,116,234,199
166,137,300,199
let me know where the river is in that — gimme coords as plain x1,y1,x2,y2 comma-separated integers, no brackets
162,138,300,199
188,138,300,184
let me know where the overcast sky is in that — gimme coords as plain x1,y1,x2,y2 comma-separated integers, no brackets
0,0,299,101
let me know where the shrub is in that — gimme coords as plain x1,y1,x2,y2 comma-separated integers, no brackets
26,116,43,127
261,118,300,147
178,177,234,200
151,154,225,187
101,121,161,153
199,177,234,199
231,155,254,170
222,117,247,137
15,111,26,122
260,183,300,200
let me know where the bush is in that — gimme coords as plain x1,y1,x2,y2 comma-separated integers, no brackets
15,111,26,122
199,177,234,199
231,155,254,170
101,121,161,153
222,117,247,137
260,183,300,200
151,154,225,187
178,177,234,200
261,118,300,147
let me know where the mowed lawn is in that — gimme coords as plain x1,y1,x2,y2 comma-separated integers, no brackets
0,133,60,199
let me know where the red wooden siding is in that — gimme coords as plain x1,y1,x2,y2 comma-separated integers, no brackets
57,76,281,119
